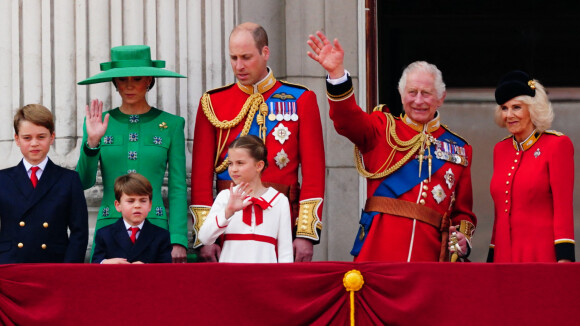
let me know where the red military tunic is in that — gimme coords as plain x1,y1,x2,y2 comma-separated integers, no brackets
489,131,575,262
190,69,325,247
327,76,476,262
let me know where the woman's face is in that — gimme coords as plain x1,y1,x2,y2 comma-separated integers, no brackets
500,98,535,141
227,147,264,185
114,76,152,106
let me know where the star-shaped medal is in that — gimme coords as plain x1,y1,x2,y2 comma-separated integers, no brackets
444,168,455,189
431,184,447,204
273,123,291,144
274,149,290,169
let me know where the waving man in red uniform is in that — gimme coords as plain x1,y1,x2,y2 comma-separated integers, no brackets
191,23,325,262
308,31,476,262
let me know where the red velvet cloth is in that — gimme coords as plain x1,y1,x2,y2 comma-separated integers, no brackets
0,262,578,325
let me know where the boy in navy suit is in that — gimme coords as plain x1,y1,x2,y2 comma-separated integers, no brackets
0,104,88,263
92,173,172,264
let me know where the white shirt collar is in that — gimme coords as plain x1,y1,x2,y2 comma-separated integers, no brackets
22,156,49,177
123,219,145,230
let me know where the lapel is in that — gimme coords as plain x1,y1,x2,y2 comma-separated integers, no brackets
21,159,64,216
112,218,135,255
8,161,34,199
130,219,155,260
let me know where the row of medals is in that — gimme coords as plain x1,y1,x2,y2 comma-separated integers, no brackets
268,102,299,122
433,139,468,166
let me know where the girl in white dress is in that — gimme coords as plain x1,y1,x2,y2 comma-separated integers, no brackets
199,135,293,262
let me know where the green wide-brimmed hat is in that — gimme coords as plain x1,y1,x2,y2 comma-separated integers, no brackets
78,45,185,85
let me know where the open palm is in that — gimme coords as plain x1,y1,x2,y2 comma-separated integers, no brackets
85,99,109,147
307,31,345,78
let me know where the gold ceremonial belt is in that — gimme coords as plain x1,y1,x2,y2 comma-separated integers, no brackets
364,196,443,229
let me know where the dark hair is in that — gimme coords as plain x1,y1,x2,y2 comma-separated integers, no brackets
14,104,55,135
114,173,153,201
112,77,155,90
251,25,268,54
229,135,268,171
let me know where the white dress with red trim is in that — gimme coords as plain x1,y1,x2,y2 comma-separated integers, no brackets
198,186,293,263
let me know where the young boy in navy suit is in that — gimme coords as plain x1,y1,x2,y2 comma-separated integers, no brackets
0,104,88,263
92,173,172,264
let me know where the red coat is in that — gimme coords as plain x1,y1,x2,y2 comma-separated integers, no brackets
489,132,575,262
191,71,325,247
328,80,476,262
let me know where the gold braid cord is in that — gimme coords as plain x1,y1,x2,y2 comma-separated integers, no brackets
201,92,268,174
355,114,426,179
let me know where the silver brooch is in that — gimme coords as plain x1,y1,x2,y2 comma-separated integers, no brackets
534,148,541,158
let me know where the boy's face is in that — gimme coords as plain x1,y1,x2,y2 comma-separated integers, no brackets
114,193,152,226
14,121,55,165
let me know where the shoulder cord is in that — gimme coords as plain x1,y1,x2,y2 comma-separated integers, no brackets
354,113,426,179
201,92,268,173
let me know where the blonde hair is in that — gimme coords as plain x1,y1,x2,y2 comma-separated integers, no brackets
14,104,55,134
494,79,553,132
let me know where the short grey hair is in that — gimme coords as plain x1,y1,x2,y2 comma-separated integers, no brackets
494,79,553,132
398,61,446,99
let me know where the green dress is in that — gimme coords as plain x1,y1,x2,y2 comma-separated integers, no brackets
77,107,188,248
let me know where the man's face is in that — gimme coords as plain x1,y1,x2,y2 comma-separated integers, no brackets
401,70,445,124
229,30,270,86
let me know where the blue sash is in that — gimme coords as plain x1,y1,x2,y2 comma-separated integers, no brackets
217,84,306,180
350,129,466,256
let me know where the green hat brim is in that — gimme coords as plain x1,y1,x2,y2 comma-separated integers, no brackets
78,67,185,85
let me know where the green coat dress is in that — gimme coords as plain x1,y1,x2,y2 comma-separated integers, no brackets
77,107,188,248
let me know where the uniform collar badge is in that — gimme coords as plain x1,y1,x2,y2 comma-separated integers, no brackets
237,67,276,95
513,129,540,151
402,112,441,133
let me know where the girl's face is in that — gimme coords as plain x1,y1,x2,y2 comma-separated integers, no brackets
227,147,264,185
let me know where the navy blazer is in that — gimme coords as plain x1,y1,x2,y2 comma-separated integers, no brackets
92,218,172,263
0,159,89,263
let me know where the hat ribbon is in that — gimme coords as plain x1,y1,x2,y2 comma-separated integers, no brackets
100,59,165,71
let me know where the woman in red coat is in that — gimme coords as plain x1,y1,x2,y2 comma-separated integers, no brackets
488,71,575,262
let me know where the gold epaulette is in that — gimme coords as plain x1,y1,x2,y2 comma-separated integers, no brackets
501,134,512,141
544,130,564,136
279,80,310,91
189,205,211,248
205,82,235,95
373,104,387,112
441,124,470,145
295,198,323,241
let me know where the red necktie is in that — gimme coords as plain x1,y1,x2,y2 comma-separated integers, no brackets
129,227,139,244
30,166,40,188
242,197,271,226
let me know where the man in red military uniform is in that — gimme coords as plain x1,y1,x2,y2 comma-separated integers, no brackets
308,31,476,262
191,22,325,262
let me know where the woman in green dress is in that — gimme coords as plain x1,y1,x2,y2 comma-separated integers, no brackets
77,45,188,262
